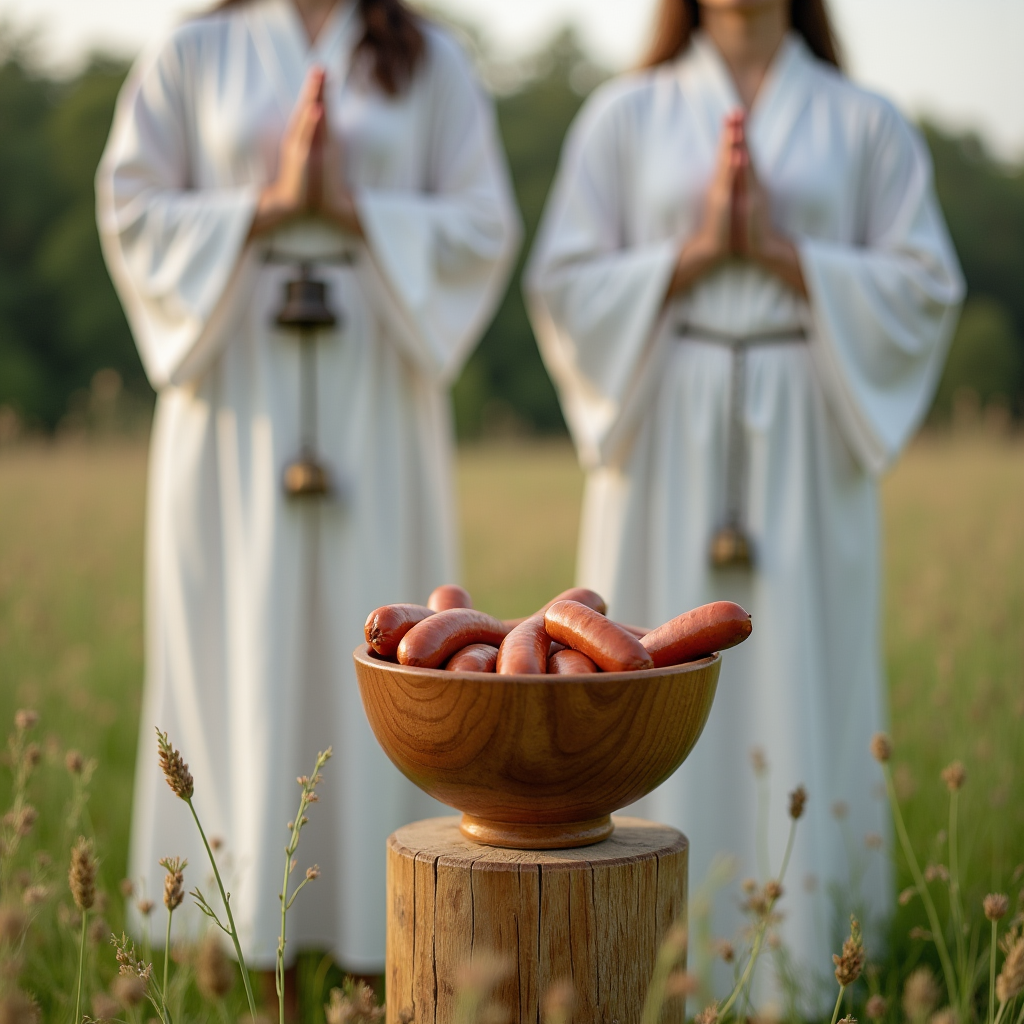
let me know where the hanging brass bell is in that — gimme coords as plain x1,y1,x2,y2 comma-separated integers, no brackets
709,523,754,569
283,456,331,498
276,274,337,330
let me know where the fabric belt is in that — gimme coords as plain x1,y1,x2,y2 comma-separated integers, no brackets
674,324,807,567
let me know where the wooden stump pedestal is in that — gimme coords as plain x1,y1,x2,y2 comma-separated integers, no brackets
386,816,688,1024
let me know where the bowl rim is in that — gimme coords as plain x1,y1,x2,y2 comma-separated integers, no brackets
353,643,719,683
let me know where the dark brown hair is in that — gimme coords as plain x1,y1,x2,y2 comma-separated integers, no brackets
216,0,425,95
641,0,841,70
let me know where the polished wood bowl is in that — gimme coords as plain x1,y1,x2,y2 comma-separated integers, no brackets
353,644,721,849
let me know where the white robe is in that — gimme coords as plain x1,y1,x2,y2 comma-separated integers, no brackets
526,32,962,1004
97,0,520,969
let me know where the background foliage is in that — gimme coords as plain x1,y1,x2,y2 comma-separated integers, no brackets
0,24,1022,437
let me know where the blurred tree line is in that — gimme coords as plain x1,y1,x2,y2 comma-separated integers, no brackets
0,24,1022,440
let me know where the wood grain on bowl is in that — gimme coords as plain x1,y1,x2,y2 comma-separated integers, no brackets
353,645,720,849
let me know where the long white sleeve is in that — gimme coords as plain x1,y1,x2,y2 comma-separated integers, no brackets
356,34,521,384
800,104,964,474
524,84,679,468
96,31,259,390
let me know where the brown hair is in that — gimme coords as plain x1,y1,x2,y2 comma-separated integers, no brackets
216,0,425,96
641,0,841,70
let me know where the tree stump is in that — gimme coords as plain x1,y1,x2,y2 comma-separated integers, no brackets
386,816,688,1024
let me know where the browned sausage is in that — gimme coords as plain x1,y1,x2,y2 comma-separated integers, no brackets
544,601,653,672
398,609,510,669
446,643,499,673
428,584,473,613
547,648,598,675
496,617,551,675
538,587,607,617
364,604,432,659
640,601,751,668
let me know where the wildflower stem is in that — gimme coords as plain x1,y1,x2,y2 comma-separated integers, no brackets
163,908,173,1012
720,922,767,1018
73,910,87,1024
988,918,997,1024
187,798,258,1020
949,789,966,980
777,818,797,886
828,985,845,1024
883,764,959,1004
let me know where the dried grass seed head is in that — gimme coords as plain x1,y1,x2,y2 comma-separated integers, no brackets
158,856,187,910
136,899,155,917
21,886,47,907
0,906,28,945
713,938,735,963
930,1008,957,1024
306,864,321,881
0,990,40,1024
325,982,384,1024
195,933,235,1001
903,967,940,1020
23,744,40,768
13,710,38,732
870,733,892,763
833,917,865,987
788,785,807,820
14,806,36,837
155,728,193,800
112,974,147,1008
68,836,97,912
996,926,1024,1002
665,970,700,998
985,893,1010,921
64,750,84,774
865,994,888,1020
941,761,966,791
90,991,120,1022
541,979,575,1019
750,747,768,776
695,1003,719,1024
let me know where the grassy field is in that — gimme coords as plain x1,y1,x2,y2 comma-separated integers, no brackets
0,434,1022,1017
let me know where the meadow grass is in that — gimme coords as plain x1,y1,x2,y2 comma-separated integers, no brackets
0,432,1022,1020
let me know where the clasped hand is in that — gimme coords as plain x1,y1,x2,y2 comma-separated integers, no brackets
250,67,362,238
670,110,805,296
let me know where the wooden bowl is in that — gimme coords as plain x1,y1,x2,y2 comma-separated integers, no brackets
353,645,721,849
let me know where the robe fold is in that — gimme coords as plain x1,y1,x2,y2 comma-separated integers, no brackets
97,0,520,968
526,32,962,1005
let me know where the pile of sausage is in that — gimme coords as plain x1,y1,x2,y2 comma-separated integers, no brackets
364,584,751,675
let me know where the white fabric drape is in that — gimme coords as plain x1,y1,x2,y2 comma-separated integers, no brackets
526,32,962,1007
98,0,520,969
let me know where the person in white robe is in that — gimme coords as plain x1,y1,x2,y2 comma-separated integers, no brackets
97,0,520,975
526,0,962,1005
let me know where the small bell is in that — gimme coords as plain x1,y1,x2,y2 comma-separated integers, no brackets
709,522,754,569
283,456,331,498
276,271,337,330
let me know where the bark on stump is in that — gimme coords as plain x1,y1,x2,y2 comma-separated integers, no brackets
386,815,688,1024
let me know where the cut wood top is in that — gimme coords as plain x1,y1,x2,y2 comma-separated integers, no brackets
389,815,688,870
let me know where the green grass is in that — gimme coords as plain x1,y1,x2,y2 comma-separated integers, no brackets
0,433,1022,1019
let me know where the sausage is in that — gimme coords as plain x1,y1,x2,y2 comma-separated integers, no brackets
547,648,598,675
544,600,654,672
640,601,752,668
364,603,433,659
428,584,473,613
397,608,510,669
446,643,499,673
537,587,607,617
496,617,551,675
